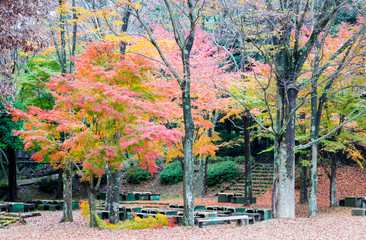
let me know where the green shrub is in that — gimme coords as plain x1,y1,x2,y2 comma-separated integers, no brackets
125,166,151,184
159,161,183,185
207,161,239,186
234,156,246,163
38,177,58,194
0,181,7,197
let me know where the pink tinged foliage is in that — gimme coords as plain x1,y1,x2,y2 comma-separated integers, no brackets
9,41,183,179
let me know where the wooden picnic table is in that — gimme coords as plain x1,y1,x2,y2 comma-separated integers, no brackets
196,215,250,228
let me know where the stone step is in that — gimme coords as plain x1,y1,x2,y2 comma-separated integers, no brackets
253,168,274,172
251,175,273,179
252,184,272,189
236,183,271,187
253,189,267,193
252,171,273,175
237,178,272,184
252,180,273,184
219,163,273,197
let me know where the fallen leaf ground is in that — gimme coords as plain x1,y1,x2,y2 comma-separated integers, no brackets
1,208,365,240
1,166,365,239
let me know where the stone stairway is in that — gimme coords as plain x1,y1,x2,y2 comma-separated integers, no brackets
220,163,274,197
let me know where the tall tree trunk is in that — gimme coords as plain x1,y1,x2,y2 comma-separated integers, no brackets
60,163,73,222
272,85,283,218
243,112,252,206
108,169,120,224
104,7,131,222
299,163,308,204
329,156,337,207
277,87,298,218
8,148,17,201
56,168,63,199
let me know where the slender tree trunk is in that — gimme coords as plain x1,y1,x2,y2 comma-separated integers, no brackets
196,156,207,197
119,5,131,58
309,142,318,216
299,163,308,204
104,168,111,212
182,89,195,226
69,0,78,74
329,156,337,207
60,163,73,222
298,111,308,204
225,119,231,141
56,168,63,199
59,0,67,74
309,80,320,216
272,138,280,218
108,169,120,224
0,151,8,180
243,112,252,206
202,157,208,197
197,111,218,198
8,148,17,201
88,181,98,228
196,155,203,197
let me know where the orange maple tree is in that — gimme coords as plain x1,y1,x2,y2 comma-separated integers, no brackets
9,41,182,227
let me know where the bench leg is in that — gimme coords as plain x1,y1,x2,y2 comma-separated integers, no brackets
236,219,246,226
244,218,249,225
199,222,206,228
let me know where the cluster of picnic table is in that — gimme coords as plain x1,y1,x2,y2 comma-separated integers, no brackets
341,196,366,216
97,203,272,228
99,191,161,202
0,200,80,213
97,191,272,227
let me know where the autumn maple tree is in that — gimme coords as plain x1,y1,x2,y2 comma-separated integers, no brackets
9,41,182,227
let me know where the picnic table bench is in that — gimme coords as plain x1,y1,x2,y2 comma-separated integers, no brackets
231,212,260,224
0,204,8,212
196,215,250,228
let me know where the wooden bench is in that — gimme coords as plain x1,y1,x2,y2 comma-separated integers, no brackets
351,208,366,216
231,212,261,224
0,204,8,212
197,215,250,228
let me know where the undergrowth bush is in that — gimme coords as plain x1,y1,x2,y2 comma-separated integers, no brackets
80,199,174,229
159,161,183,185
38,177,58,194
125,166,151,184
207,160,239,186
0,181,7,197
97,213,175,229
